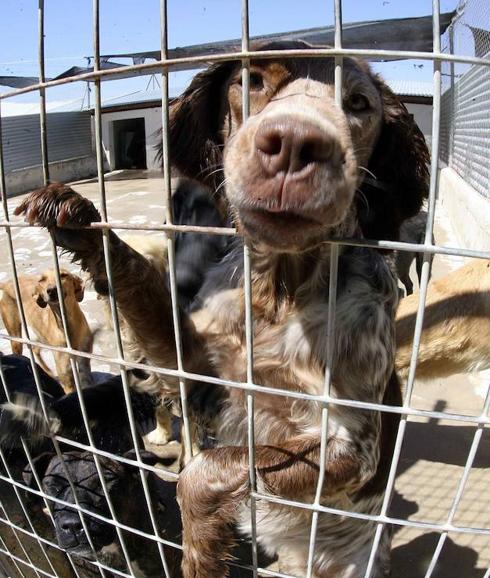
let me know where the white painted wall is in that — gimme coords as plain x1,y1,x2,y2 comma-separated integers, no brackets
438,166,490,251
101,107,162,171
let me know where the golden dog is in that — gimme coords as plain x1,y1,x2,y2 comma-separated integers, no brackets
0,269,93,393
396,259,490,380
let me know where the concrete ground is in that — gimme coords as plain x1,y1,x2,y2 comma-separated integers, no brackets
0,170,488,577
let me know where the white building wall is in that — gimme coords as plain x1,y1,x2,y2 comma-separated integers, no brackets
101,107,162,171
438,166,490,251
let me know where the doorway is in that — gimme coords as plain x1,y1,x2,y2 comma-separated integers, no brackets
112,117,147,169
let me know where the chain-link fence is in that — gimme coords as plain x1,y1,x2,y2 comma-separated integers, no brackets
0,1,489,578
440,0,490,198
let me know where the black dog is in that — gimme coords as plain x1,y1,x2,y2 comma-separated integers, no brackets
0,353,64,403
171,178,229,310
0,362,156,455
0,358,182,576
0,356,270,577
23,449,181,577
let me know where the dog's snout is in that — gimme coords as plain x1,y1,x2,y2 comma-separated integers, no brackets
57,514,86,549
255,117,337,176
60,515,83,535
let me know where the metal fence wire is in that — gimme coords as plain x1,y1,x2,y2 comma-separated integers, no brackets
0,1,489,577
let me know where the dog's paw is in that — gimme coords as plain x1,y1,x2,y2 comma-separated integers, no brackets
145,426,172,446
15,183,103,258
15,182,101,228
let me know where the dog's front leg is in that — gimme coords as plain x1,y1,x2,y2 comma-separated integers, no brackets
177,448,250,578
15,185,205,377
53,350,76,394
177,436,375,578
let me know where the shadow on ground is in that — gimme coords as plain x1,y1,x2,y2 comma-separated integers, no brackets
392,533,485,578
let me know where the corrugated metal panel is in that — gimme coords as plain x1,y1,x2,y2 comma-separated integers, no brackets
440,0,490,200
440,61,490,199
386,80,434,97
1,111,92,173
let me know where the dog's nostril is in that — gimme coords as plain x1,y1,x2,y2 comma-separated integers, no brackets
256,131,282,156
298,133,334,166
299,141,319,165
60,517,83,535
299,142,311,164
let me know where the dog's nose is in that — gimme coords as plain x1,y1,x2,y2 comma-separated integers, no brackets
255,117,338,176
47,286,58,299
59,515,83,537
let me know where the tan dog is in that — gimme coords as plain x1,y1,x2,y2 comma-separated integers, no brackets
0,269,93,393
396,259,490,380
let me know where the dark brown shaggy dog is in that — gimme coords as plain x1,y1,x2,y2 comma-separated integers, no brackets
15,41,429,577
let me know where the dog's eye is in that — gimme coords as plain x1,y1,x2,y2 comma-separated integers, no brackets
238,72,264,92
249,72,264,91
345,93,370,112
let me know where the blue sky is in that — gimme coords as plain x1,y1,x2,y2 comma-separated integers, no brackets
0,0,460,108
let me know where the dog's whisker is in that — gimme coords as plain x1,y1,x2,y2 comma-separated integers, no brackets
353,146,373,154
205,167,226,180
358,166,378,180
355,188,370,211
214,178,230,196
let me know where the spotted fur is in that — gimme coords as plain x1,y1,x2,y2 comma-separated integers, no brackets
15,40,429,578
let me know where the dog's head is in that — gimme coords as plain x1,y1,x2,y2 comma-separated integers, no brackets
22,450,162,561
23,451,124,558
168,40,429,251
33,269,85,308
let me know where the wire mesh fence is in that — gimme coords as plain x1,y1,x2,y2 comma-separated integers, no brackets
0,1,489,577
440,0,490,198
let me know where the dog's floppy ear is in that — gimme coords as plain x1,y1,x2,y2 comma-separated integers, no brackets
71,274,85,302
163,61,236,189
358,77,430,241
22,452,55,488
